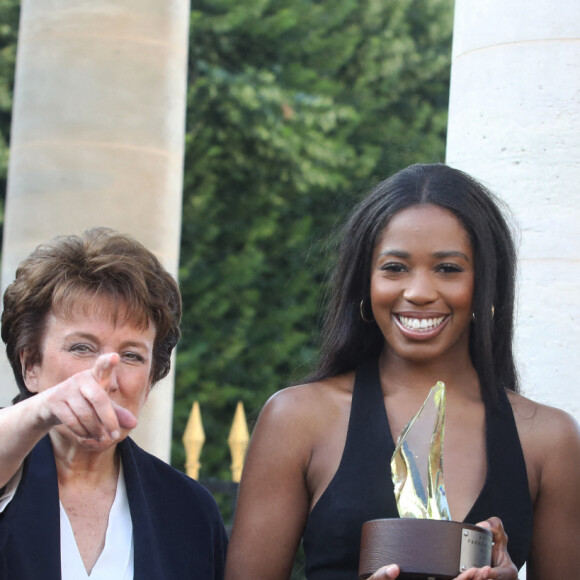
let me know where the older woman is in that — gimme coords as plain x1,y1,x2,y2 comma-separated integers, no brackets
0,228,227,580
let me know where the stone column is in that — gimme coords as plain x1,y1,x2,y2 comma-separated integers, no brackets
0,0,191,461
446,0,580,421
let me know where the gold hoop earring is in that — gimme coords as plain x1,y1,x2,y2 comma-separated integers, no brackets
472,306,495,322
360,298,374,323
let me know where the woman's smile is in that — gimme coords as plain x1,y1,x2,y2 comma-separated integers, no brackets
394,313,449,339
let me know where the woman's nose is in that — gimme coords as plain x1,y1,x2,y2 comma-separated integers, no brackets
402,272,437,304
104,368,119,393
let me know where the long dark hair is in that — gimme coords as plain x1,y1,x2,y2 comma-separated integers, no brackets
310,163,519,407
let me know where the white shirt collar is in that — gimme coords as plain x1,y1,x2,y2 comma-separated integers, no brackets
60,461,134,580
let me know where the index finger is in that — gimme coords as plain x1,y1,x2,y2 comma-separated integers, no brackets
370,565,400,579
476,517,508,547
76,354,122,439
92,352,120,385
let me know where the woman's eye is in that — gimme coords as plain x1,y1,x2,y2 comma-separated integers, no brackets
381,262,407,273
69,343,93,354
437,263,464,274
122,352,146,364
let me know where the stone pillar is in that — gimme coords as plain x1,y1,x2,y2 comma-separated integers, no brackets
0,0,191,461
446,0,580,421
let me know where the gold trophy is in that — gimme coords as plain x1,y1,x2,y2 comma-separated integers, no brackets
359,383,492,579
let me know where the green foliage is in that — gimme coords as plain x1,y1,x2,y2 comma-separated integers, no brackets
0,0,453,537
173,0,454,487
0,0,20,236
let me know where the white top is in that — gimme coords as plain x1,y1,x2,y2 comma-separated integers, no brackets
1,462,134,579
0,466,22,513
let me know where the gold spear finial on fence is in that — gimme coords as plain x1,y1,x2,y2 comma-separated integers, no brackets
182,401,205,480
228,401,250,483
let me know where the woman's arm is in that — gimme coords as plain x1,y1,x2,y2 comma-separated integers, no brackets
225,386,317,580
0,353,135,487
525,407,580,579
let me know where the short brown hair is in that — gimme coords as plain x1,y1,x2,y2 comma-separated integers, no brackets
2,227,182,402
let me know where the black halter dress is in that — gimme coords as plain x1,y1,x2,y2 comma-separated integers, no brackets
302,358,532,579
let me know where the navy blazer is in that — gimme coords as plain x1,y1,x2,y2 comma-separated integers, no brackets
0,436,227,579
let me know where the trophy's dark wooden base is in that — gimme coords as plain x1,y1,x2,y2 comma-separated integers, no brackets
359,519,492,580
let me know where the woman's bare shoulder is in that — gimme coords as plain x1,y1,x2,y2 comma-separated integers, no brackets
508,390,579,431
256,373,355,432
508,390,580,458
241,372,356,480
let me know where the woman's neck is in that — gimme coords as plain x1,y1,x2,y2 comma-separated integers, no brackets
378,347,481,400
50,431,120,488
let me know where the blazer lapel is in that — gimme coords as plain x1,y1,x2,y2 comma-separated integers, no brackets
120,438,167,580
3,436,62,579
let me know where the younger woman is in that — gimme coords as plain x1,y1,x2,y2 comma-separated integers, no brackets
225,164,580,580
